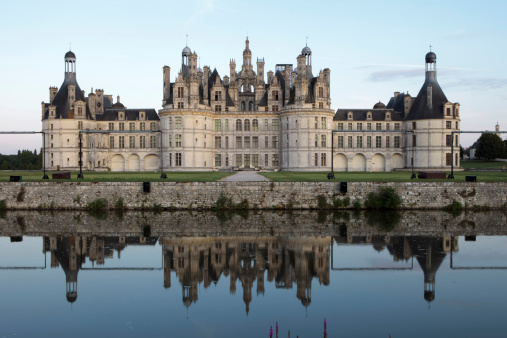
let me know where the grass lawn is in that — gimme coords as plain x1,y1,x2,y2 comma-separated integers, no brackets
460,160,507,170
259,170,507,182
0,170,233,182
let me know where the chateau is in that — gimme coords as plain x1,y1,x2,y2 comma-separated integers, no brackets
41,40,460,172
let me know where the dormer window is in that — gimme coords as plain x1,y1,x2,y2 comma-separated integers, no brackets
367,113,372,119
386,112,390,120
348,112,353,120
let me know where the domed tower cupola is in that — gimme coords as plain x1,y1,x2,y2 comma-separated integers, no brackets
301,38,312,77
182,45,191,66
425,48,437,80
64,50,76,81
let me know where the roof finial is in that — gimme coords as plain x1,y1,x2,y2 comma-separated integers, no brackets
429,44,433,52
306,36,308,47
186,34,188,47
69,42,71,51
198,57,201,68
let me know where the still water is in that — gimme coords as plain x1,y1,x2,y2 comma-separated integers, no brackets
1,210,507,337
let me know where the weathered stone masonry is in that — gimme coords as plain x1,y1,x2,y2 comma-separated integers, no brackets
0,182,505,210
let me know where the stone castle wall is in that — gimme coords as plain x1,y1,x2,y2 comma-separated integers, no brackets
0,181,505,210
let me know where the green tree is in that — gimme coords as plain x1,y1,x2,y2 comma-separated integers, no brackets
476,133,505,160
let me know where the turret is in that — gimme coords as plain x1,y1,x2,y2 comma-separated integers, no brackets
256,57,265,84
163,66,171,105
242,37,252,71
301,43,312,78
49,86,58,103
297,54,306,78
229,59,236,83
425,51,437,81
64,51,76,81
95,89,104,114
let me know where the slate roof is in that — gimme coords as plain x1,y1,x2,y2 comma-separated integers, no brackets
43,75,88,120
333,109,404,121
96,109,159,121
405,75,448,120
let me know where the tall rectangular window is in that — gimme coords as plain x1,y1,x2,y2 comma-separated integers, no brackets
315,117,319,129
338,123,344,130
244,137,250,148
215,119,222,131
252,154,258,167
357,123,362,130
412,135,417,147
150,122,156,131
386,136,390,148
252,119,259,131
272,105,279,112
108,123,114,131
412,122,416,130
252,136,258,148
315,153,318,166
215,154,222,167
321,153,326,166
315,134,319,147
150,136,156,148
129,136,135,148
225,136,229,149
215,136,221,149
140,122,145,131
272,136,279,148
367,136,372,148
169,117,172,129
321,117,326,129
175,117,182,129
338,136,344,148
109,136,114,148
168,135,172,147
265,119,269,131
119,122,124,131
446,153,451,165
394,136,400,148
348,136,353,148
321,135,326,147
446,121,452,129
177,87,184,98
244,154,250,167
357,136,363,148
272,154,279,167
376,136,382,148
119,136,125,148
215,91,222,101
236,154,242,167
394,123,400,130
272,119,279,131
376,123,382,131
265,154,269,167
225,119,229,131
140,136,146,148
348,123,353,130
176,153,182,166
175,134,182,147
367,123,372,130
236,136,242,149
446,135,452,146
215,105,222,112
265,136,269,148
385,123,390,131
129,122,135,131
225,154,229,166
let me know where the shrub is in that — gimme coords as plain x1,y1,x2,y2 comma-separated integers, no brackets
364,187,402,210
353,199,362,210
342,197,351,207
87,198,108,210
444,200,463,217
116,197,125,209
17,186,25,202
0,199,6,210
333,198,343,208
317,195,329,209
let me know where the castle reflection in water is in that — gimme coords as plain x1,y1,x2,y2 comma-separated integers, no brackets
43,232,458,312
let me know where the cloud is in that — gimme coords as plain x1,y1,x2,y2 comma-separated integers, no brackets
445,78,507,90
439,29,481,40
367,68,423,82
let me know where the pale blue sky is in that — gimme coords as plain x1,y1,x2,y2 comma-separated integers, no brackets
0,0,506,154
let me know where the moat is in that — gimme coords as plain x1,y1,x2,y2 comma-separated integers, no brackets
1,210,507,337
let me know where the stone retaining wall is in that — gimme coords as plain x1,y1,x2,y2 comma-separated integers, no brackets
0,181,505,210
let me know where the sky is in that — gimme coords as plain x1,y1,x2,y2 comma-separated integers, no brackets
0,0,506,154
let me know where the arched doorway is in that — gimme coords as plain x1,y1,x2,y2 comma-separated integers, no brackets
352,154,366,171
144,154,160,171
128,154,140,171
111,155,125,172
391,154,404,170
371,154,386,172
333,153,348,171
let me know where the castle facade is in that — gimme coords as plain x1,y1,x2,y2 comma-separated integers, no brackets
41,40,460,172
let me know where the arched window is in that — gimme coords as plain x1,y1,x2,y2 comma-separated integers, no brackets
236,119,242,131
241,84,245,93
241,101,246,111
249,101,254,111
252,119,258,131
244,119,250,131
250,85,254,92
